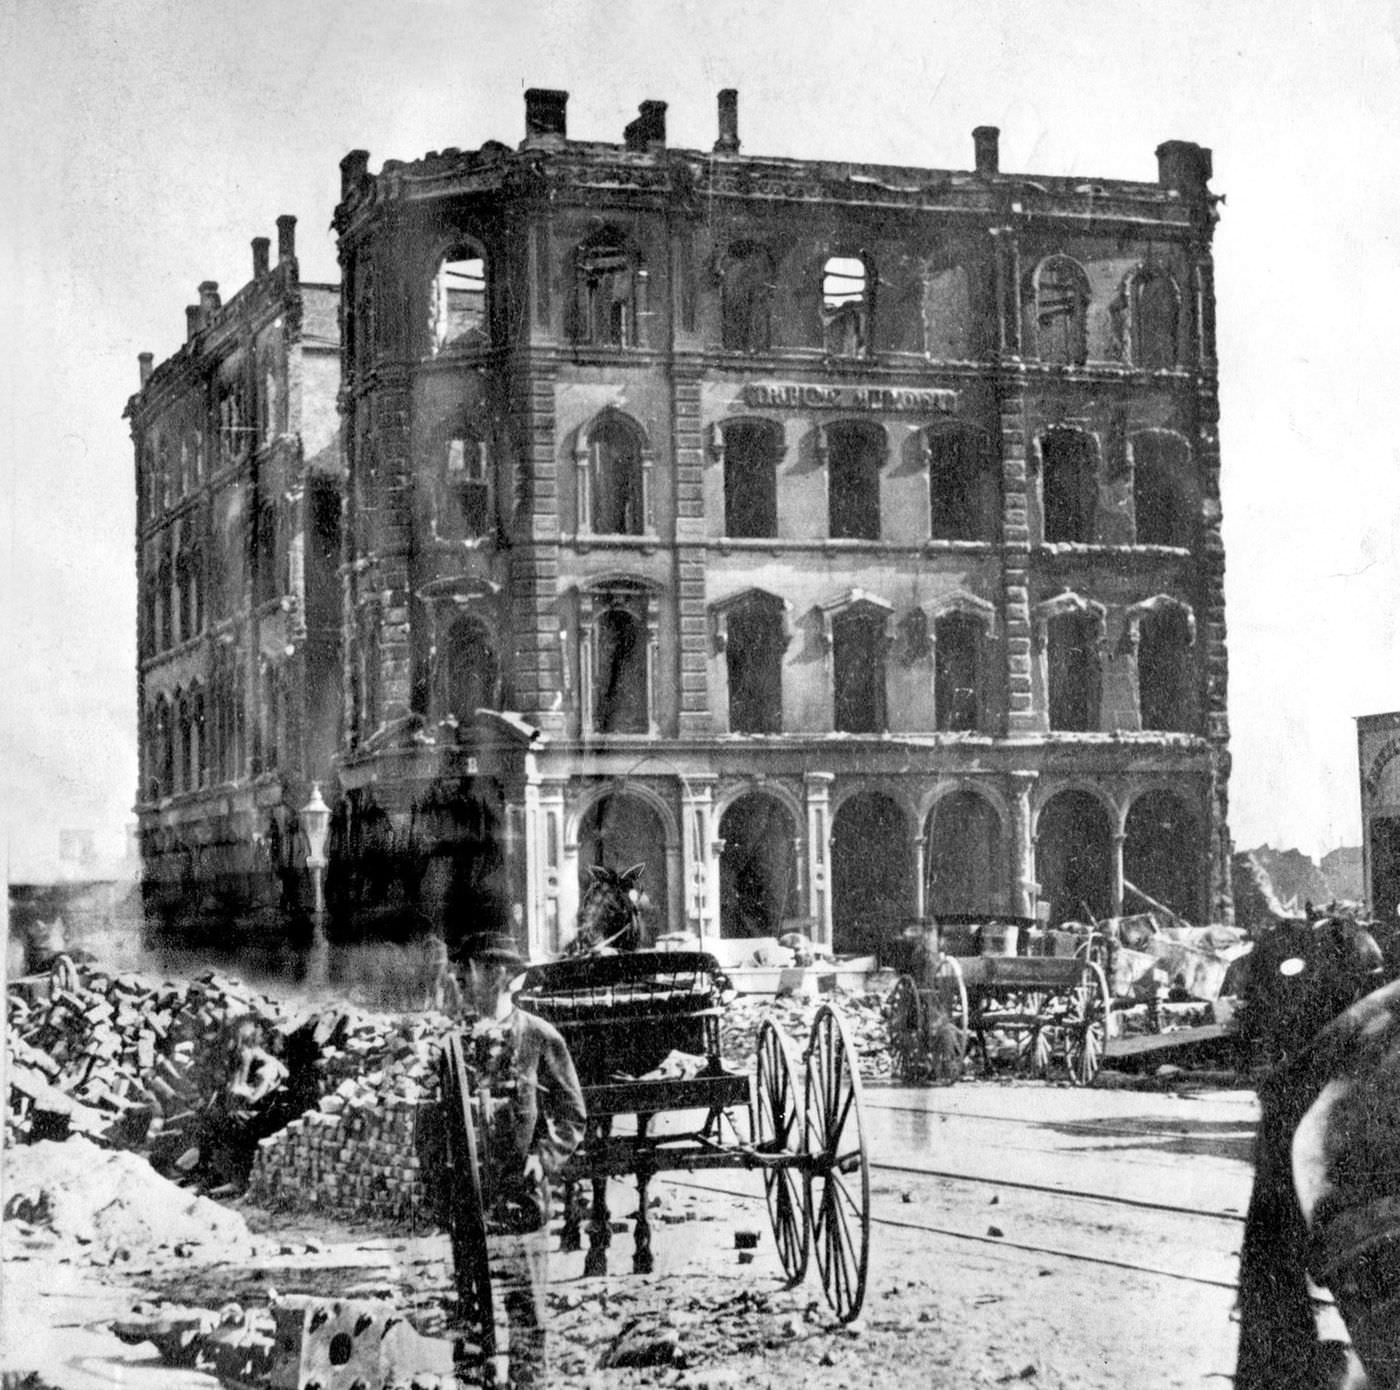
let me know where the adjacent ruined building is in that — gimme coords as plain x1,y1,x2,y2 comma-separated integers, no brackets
128,221,343,942
1358,714,1400,919
133,89,1233,954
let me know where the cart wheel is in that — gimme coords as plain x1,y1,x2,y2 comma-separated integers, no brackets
804,1006,871,1324
1064,962,1111,1087
885,975,926,1082
1017,1022,1054,1077
928,957,969,1084
755,1020,810,1286
440,1035,497,1365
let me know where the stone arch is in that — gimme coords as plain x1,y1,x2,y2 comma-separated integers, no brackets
426,235,489,356
1034,787,1116,926
573,787,673,943
831,788,915,954
1123,788,1203,923
718,790,802,939
1036,427,1100,544
574,408,654,536
924,786,1008,915
1030,254,1090,365
712,416,784,538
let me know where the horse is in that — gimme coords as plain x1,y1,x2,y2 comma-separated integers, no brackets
1235,915,1391,1389
562,863,647,956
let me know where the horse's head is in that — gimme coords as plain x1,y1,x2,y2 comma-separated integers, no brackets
568,862,647,955
1239,916,1386,1066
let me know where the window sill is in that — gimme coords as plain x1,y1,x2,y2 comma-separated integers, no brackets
1037,541,1192,559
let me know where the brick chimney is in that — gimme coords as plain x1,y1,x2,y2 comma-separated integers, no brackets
524,88,568,144
185,306,201,341
1155,140,1213,198
276,215,297,263
252,236,270,278
138,352,154,387
973,126,1000,176
624,100,667,152
198,281,221,325
340,149,370,198
715,89,740,154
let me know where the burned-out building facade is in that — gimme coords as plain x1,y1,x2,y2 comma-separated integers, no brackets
327,88,1232,956
128,220,344,940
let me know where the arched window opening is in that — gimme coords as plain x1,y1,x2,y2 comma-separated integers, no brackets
1034,256,1089,366
157,557,174,652
359,609,381,738
1132,433,1193,547
720,795,799,938
934,613,985,731
442,616,499,723
578,795,667,944
1132,268,1179,369
1047,611,1101,732
1041,430,1097,544
595,604,649,734
575,231,639,348
1124,792,1200,922
832,791,912,954
192,687,207,788
928,427,997,541
826,421,884,540
155,698,173,799
218,375,248,466
589,415,646,535
176,693,192,793
926,793,1004,915
159,439,175,507
253,495,278,605
832,607,888,733
822,254,870,357
721,242,774,352
429,247,488,354
1138,604,1194,733
723,419,781,538
259,663,280,770
1036,791,1113,926
436,429,492,540
353,264,376,376
725,595,785,734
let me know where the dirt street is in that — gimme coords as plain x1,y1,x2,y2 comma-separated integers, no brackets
3,1078,1265,1389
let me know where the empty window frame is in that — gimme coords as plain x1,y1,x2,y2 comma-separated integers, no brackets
1131,267,1179,369
826,421,884,540
593,598,650,734
822,254,870,357
721,242,774,352
725,594,786,733
586,415,647,535
253,494,278,606
575,231,640,348
1046,611,1101,732
1138,604,1194,732
1034,256,1090,366
832,607,888,733
934,613,984,731
1041,430,1098,544
436,430,493,540
441,615,499,723
723,419,782,538
1132,432,1193,547
429,245,488,355
928,426,997,541
157,556,174,651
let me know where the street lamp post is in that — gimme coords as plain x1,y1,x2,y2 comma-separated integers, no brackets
301,782,331,990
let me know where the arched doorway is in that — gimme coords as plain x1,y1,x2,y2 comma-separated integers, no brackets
577,793,668,942
832,791,912,955
719,794,799,939
1123,791,1201,922
925,792,1005,915
1035,791,1113,926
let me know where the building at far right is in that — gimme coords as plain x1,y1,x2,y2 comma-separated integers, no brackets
1357,713,1400,918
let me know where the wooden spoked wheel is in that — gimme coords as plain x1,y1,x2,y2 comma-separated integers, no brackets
1009,991,1051,1077
885,975,926,1082
1064,961,1112,1087
804,1005,871,1324
929,957,969,1084
755,1020,810,1285
439,1035,497,1366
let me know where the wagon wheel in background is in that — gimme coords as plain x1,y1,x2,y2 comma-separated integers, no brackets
439,1035,497,1368
928,957,969,1084
1010,992,1052,1077
755,1020,810,1285
885,975,926,1082
804,1005,871,1324
1064,961,1112,1087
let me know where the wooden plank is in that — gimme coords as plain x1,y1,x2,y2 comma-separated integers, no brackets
1104,1023,1232,1059
583,1072,750,1117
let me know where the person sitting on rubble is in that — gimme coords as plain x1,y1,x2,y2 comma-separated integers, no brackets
448,929,587,1389
196,1013,292,1190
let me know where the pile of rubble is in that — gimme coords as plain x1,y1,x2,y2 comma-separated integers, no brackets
719,991,893,1081
6,962,284,1155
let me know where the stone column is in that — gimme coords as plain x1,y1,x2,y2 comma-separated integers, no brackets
1111,831,1126,919
537,779,567,955
680,775,717,942
912,832,927,920
1008,770,1038,918
805,773,835,949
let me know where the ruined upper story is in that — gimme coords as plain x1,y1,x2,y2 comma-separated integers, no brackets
332,88,1218,382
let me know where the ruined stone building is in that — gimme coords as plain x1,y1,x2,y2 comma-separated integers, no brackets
128,220,344,941
132,91,1232,954
1357,714,1400,918
326,88,1232,955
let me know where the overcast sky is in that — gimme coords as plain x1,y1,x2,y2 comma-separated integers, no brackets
3,0,1398,880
